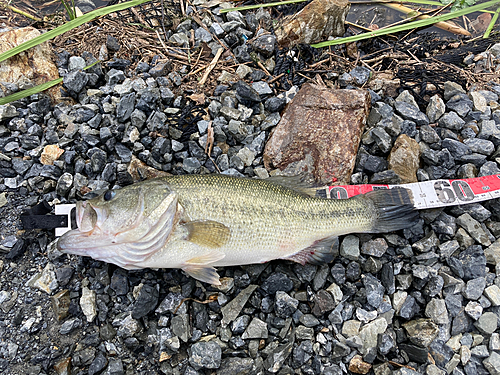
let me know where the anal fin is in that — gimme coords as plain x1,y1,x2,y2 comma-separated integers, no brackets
183,265,221,285
284,236,338,265
182,250,225,285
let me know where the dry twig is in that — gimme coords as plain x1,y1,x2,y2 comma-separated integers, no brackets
199,47,223,85
257,61,271,76
173,294,218,314
268,73,285,84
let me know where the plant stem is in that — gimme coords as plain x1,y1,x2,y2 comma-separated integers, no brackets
0,61,99,106
220,0,445,13
483,4,500,38
384,2,470,36
0,1,42,22
61,0,76,20
311,0,500,48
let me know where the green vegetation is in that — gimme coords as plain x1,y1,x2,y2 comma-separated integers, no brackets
0,0,498,105
312,0,500,47
0,0,151,64
0,0,152,105
0,61,99,106
223,0,500,42
485,4,500,38
441,0,477,12
60,0,77,20
220,0,449,13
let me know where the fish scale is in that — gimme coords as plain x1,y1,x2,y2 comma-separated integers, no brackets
147,175,409,266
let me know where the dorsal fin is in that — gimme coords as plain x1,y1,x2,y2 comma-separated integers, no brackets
265,175,319,197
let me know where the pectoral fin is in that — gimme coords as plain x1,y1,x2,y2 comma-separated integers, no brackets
283,236,338,265
183,265,221,285
183,220,231,248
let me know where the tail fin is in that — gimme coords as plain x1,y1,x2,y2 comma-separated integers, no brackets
364,188,419,233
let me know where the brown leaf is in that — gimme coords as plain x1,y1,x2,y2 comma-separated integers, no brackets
199,42,213,59
475,13,492,33
346,42,358,59
127,155,170,182
80,186,91,195
188,93,206,105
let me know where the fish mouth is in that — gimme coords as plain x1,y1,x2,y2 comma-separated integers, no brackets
76,201,98,233
57,200,105,254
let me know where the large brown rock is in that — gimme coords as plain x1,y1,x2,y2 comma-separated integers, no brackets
387,134,421,183
264,84,370,185
275,0,350,48
0,27,60,101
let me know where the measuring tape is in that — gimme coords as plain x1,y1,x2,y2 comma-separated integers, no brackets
316,174,500,210
21,174,500,237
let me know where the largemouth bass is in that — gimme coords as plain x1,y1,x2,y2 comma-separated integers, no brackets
57,174,419,285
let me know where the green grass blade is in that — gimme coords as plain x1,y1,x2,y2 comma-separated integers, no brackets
0,61,100,105
220,0,446,13
61,0,76,20
311,0,500,47
483,4,500,38
0,78,63,105
0,0,151,63
220,0,308,13
398,0,446,5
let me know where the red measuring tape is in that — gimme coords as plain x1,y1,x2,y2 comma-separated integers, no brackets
316,174,500,209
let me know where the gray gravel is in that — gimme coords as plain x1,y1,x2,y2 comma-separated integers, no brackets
1,4,500,375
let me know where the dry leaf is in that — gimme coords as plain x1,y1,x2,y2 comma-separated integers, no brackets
188,93,206,105
200,0,225,8
40,144,64,165
475,13,492,33
346,42,358,60
80,186,91,195
127,155,170,182
199,42,213,59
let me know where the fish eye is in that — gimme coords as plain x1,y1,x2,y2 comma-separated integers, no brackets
103,190,116,201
